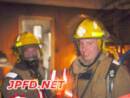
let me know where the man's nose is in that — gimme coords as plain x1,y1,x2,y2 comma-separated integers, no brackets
82,44,89,50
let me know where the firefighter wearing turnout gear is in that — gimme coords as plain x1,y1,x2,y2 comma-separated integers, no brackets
69,16,130,98
1,32,52,98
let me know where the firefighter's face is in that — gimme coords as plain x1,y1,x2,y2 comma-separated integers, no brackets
79,39,100,64
23,45,40,61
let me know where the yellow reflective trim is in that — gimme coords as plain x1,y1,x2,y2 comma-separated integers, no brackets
16,42,22,47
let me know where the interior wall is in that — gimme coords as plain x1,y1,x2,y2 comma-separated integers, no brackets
0,3,97,70
0,3,130,70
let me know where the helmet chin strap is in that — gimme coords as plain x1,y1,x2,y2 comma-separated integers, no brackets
79,51,101,67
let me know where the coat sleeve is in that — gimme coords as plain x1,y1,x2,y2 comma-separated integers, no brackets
1,78,40,98
113,65,130,98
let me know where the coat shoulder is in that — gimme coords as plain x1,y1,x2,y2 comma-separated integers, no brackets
113,65,130,98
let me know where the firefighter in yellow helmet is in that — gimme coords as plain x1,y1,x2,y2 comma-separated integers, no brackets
69,16,130,98
1,32,52,98
13,32,43,73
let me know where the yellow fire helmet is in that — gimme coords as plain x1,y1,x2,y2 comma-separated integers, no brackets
15,32,40,48
73,17,109,39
